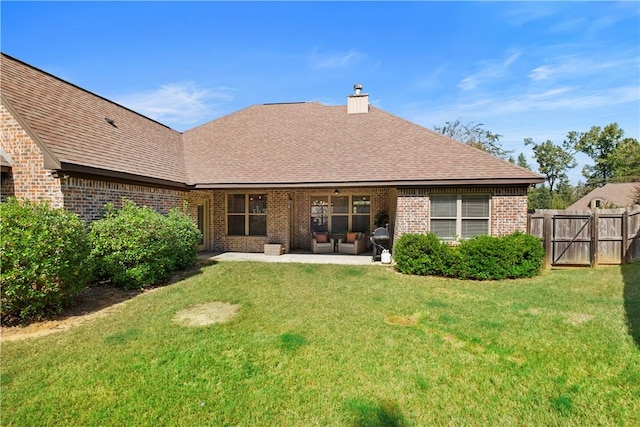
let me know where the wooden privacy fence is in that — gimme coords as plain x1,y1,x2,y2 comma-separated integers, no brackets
528,205,640,268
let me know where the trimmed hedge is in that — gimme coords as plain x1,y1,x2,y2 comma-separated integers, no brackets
393,232,544,280
89,200,201,289
392,233,452,276
0,198,91,324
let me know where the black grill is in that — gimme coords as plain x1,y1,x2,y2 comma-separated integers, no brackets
370,227,390,262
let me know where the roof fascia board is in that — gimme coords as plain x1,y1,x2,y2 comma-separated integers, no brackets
60,162,192,190
1,93,62,170
194,177,544,189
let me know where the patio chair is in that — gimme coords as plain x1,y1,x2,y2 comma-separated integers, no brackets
311,232,335,253
337,231,368,255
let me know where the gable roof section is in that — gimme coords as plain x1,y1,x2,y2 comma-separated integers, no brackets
567,182,639,210
182,102,543,187
2,53,542,189
1,53,186,186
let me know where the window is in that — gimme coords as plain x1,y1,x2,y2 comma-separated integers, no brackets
310,194,370,234
430,195,489,240
227,193,267,236
310,196,329,232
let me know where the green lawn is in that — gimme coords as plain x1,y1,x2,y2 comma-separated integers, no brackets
2,261,639,426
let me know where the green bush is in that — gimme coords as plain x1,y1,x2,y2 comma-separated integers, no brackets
393,233,452,276
0,198,91,324
457,232,544,280
165,206,201,270
394,232,544,280
89,200,201,289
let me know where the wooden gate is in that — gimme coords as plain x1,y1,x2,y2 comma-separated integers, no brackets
550,214,592,265
529,206,640,268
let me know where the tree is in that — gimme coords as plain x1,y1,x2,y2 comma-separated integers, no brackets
609,137,640,182
527,185,552,210
434,119,512,159
572,123,639,186
516,153,531,170
524,137,577,194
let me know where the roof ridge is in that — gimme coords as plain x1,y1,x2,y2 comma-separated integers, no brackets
1,52,178,132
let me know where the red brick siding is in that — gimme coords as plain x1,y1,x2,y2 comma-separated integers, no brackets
1,106,64,205
395,187,529,240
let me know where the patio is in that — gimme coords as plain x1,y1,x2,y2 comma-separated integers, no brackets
198,251,382,265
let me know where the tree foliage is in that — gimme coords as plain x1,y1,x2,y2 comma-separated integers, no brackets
524,137,576,194
434,119,512,159
572,123,640,186
516,153,531,170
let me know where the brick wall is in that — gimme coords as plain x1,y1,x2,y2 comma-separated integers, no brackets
395,186,530,240
62,177,215,249
394,189,430,242
1,106,64,205
61,177,188,221
489,188,529,236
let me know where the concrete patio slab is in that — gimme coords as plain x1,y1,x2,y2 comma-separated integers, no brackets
199,251,389,266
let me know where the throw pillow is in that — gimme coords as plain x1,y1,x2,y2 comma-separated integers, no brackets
315,232,328,243
346,232,358,243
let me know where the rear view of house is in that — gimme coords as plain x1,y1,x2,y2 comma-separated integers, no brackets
1,53,543,253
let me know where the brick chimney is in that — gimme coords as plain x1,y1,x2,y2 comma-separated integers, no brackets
347,83,369,114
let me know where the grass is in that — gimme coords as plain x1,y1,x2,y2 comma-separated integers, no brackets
2,261,639,426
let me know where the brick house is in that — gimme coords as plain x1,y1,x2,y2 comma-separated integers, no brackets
1,53,543,253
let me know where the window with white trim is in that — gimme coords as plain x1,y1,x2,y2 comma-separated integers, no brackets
430,195,489,240
227,193,267,236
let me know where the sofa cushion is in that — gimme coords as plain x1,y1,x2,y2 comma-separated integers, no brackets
346,231,358,243
315,232,328,243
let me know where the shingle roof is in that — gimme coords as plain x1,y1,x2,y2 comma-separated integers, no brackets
1,53,186,185
2,53,543,188
183,102,542,187
567,182,639,210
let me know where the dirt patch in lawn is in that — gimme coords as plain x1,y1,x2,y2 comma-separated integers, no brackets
1,263,213,342
385,314,419,326
173,302,241,327
1,285,142,342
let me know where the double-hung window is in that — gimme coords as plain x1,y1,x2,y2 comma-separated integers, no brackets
227,193,267,236
430,195,489,240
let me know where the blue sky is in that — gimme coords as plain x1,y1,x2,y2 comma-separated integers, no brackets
2,1,639,183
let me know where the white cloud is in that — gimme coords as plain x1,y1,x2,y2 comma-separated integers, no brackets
458,51,521,91
404,84,639,130
528,55,639,82
308,48,365,69
115,82,234,129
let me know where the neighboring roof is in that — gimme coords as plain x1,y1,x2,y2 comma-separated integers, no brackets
567,182,639,210
2,52,543,189
183,102,542,187
1,53,186,186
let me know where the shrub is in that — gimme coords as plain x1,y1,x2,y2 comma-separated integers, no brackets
393,231,544,281
165,205,201,270
0,198,91,324
457,232,544,280
89,200,201,289
392,233,452,276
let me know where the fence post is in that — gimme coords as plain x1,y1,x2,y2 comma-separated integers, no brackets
543,214,552,269
590,212,599,268
622,209,629,265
